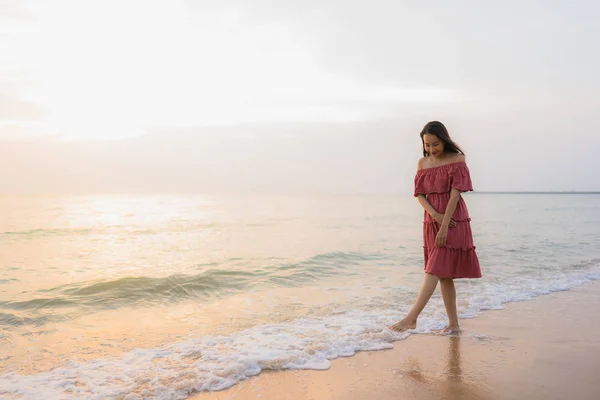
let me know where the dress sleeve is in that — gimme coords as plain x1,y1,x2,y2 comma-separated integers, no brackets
450,163,474,192
413,173,426,197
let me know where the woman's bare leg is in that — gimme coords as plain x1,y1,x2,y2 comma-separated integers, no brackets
440,278,460,333
389,273,439,332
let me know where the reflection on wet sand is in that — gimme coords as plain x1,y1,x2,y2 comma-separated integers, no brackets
446,335,462,381
401,333,490,400
440,334,491,400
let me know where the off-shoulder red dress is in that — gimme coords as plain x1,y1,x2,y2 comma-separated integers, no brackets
413,161,482,279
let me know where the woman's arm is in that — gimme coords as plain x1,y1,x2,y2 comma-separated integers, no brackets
417,195,457,227
435,188,462,247
417,195,439,218
441,188,461,228
440,153,467,228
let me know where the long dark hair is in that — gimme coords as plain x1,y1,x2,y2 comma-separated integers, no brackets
420,121,464,157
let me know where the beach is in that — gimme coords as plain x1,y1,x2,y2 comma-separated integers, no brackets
192,280,600,400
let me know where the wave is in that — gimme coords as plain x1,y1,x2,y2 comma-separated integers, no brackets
0,251,382,317
0,312,64,328
0,222,219,239
0,228,95,238
0,270,255,312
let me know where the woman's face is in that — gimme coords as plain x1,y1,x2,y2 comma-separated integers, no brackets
423,133,444,158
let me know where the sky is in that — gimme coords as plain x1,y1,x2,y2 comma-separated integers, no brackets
1,0,599,194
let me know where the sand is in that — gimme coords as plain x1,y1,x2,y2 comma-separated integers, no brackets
190,281,600,400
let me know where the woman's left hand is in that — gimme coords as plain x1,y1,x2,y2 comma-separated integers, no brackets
436,226,448,247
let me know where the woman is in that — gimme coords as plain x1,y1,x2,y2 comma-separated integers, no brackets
390,121,482,334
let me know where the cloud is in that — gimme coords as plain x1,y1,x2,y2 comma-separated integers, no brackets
0,93,46,121
0,5,43,126
185,0,600,101
0,123,31,140
0,0,465,139
0,0,34,20
0,74,46,122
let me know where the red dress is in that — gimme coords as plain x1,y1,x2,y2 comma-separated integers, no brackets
413,161,482,279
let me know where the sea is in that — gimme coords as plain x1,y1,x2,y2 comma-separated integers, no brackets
1,193,599,399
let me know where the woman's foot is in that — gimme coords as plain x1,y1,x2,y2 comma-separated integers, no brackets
389,318,417,332
442,324,461,334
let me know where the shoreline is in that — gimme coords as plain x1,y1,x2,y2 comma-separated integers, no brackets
191,280,600,400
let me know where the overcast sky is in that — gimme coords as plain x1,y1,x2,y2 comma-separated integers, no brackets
1,0,598,194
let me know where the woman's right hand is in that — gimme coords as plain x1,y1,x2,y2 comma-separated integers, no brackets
433,212,457,228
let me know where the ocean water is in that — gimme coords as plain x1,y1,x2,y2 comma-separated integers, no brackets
1,193,599,399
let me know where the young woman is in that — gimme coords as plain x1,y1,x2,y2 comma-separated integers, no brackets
390,121,482,334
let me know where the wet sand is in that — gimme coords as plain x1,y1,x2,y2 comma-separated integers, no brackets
190,280,600,400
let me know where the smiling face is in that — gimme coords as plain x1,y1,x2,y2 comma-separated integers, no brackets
422,133,445,158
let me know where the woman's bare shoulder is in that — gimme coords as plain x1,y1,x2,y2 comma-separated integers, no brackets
454,153,466,162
